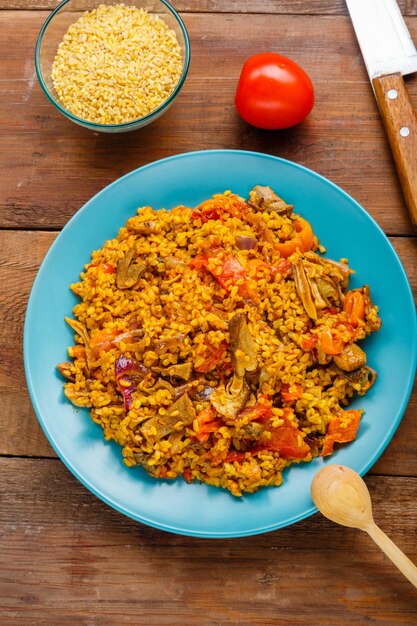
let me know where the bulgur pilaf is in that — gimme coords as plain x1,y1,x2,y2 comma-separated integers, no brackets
51,4,183,124
58,186,381,496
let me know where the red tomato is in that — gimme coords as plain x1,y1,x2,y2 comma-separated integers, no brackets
235,52,314,130
321,409,362,457
194,340,228,373
258,424,311,459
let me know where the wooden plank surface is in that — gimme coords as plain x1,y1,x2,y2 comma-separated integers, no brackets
0,0,410,14
1,458,417,625
1,11,417,234
2,1,417,623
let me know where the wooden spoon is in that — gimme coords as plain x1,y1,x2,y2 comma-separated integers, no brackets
311,464,417,588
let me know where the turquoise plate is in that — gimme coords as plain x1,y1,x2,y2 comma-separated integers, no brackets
24,150,417,537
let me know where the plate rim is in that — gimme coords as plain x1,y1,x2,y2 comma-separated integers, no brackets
23,149,417,537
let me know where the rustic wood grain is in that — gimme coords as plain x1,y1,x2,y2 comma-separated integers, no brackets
0,0,410,14
1,11,417,234
1,230,416,476
406,0,417,16
0,231,57,458
0,458,416,625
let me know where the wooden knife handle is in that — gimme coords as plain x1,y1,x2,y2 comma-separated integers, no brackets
373,73,417,230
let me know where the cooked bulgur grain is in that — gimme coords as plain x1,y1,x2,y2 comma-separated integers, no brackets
51,3,183,124
58,186,381,496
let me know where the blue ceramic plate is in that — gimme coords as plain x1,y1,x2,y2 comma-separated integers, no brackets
24,150,417,538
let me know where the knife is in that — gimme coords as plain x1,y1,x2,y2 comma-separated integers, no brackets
346,0,417,229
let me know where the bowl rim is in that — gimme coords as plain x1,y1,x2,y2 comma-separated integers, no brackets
34,0,191,130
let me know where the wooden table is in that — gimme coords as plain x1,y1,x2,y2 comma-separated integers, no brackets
1,1,417,623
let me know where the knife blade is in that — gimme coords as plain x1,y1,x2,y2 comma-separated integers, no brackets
346,0,417,229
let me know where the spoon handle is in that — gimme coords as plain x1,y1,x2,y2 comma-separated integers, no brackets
366,521,417,588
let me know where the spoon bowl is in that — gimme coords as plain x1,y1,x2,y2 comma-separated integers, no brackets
311,464,373,530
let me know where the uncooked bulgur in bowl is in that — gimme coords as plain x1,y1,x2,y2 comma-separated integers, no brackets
35,0,190,132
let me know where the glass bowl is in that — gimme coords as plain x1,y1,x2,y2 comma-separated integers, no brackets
35,0,190,133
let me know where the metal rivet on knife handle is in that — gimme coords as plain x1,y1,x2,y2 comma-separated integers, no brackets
400,126,410,137
388,89,398,100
